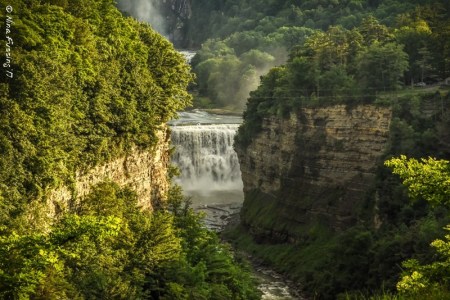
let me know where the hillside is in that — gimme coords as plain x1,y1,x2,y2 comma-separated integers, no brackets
231,91,450,298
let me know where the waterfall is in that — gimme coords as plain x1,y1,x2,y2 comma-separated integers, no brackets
179,50,196,63
170,124,243,194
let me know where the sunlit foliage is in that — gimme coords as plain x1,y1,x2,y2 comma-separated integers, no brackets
0,0,193,223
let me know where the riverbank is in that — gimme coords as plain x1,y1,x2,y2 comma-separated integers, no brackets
194,202,305,299
222,221,307,300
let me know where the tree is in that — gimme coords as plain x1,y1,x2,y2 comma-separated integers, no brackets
416,46,435,83
385,156,450,296
359,15,393,46
385,156,450,207
394,13,433,84
357,42,409,92
288,56,320,98
319,64,357,102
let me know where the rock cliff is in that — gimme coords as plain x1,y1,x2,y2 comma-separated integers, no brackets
236,105,392,242
48,127,171,216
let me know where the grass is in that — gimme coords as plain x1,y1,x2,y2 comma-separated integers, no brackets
223,222,338,295
375,85,450,105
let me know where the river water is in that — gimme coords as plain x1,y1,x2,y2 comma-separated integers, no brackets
169,110,301,299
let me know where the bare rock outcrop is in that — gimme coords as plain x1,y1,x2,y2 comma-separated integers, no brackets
236,105,392,241
47,127,171,217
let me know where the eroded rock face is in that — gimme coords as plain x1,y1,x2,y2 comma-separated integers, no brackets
236,105,392,241
48,126,171,216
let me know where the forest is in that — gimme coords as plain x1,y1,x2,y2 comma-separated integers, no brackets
0,0,259,298
184,0,450,112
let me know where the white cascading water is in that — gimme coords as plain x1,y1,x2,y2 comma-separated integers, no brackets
170,124,243,194
170,120,299,299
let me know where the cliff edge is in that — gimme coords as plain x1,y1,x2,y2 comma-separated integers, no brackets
236,105,392,242
47,127,171,217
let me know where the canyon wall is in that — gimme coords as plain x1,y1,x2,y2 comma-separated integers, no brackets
47,127,171,216
236,105,392,242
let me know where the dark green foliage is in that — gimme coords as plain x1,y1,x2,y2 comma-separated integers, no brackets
0,0,193,223
184,0,376,47
387,92,450,158
227,209,449,299
356,42,409,92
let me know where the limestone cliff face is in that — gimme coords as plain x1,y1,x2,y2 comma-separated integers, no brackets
236,105,392,242
48,127,171,216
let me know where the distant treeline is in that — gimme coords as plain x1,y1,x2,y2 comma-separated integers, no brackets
184,0,449,111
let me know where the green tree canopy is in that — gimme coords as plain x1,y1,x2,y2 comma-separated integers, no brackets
386,156,450,296
385,155,450,206
0,182,261,299
357,42,409,92
0,0,193,223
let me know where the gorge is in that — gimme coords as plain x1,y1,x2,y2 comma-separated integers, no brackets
127,0,450,297
3,0,449,298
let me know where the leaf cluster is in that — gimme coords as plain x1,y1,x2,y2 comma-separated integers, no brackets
385,156,450,297
0,182,261,299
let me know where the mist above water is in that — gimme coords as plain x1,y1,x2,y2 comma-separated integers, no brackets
169,110,245,207
116,0,167,36
171,124,243,198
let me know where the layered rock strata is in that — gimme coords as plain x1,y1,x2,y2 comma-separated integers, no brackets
236,105,392,242
48,127,170,216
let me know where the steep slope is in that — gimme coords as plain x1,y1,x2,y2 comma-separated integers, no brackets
0,0,192,223
232,91,450,297
237,105,391,241
48,127,170,216
0,1,262,299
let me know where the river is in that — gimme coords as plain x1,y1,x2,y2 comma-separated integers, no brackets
169,110,302,299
